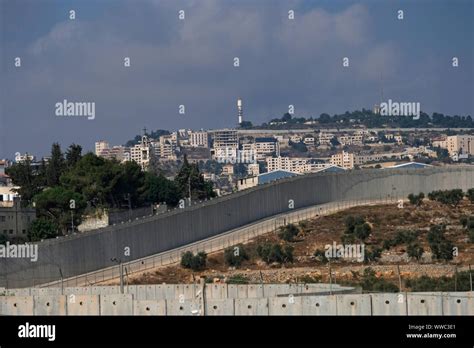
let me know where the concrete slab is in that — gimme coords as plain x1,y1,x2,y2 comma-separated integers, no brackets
33,295,67,315
100,294,134,315
371,293,407,316
336,294,371,315
166,300,201,316
66,295,100,315
234,298,269,316
206,284,227,299
205,299,234,316
268,297,303,315
407,293,443,315
3,296,34,315
442,292,473,315
302,295,337,315
133,300,167,315
247,284,264,298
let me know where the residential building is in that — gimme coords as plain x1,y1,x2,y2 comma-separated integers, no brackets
0,199,36,238
190,131,209,148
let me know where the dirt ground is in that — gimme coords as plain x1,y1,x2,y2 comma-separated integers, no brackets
101,199,474,286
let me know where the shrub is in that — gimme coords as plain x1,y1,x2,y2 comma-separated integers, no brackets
313,249,329,263
364,247,382,263
257,243,293,264
224,244,249,267
278,224,299,242
359,268,399,292
180,251,207,271
405,271,472,291
226,274,249,284
466,188,474,203
428,189,464,207
408,192,425,206
407,243,424,260
344,215,371,241
427,225,454,261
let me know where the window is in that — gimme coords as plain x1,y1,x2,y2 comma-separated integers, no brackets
22,229,26,234
9,229,13,234
0,216,5,222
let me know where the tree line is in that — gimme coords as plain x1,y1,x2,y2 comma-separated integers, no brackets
6,143,215,241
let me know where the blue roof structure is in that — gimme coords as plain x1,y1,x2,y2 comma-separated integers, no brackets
386,162,433,169
258,170,298,185
316,166,345,173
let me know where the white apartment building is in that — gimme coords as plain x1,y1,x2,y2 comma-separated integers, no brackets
330,151,355,169
130,135,152,170
319,132,335,145
434,135,474,156
212,129,239,162
338,134,364,146
247,163,260,176
266,156,331,174
14,153,35,163
190,131,209,148
254,138,279,160
95,141,109,155
303,136,315,146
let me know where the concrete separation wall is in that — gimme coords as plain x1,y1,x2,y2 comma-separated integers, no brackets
2,167,473,288
0,290,472,315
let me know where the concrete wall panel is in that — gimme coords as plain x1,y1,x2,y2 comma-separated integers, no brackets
371,293,407,316
33,295,67,315
66,295,100,315
234,298,269,315
133,300,166,315
336,294,372,315
100,294,133,315
407,293,443,315
205,299,234,316
302,295,337,315
268,297,303,315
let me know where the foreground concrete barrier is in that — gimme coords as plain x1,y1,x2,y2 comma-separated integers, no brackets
336,294,372,315
133,300,167,315
371,293,407,316
33,295,67,315
66,295,100,315
100,294,133,315
0,288,472,315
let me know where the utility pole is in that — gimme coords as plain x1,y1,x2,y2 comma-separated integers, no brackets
111,258,124,294
70,210,74,233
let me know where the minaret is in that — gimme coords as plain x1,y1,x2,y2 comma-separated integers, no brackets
237,98,243,125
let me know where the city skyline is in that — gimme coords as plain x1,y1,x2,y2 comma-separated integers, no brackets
1,0,473,158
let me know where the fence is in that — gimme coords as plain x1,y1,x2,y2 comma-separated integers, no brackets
41,196,398,288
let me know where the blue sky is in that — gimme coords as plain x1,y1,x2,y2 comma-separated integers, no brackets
1,0,473,158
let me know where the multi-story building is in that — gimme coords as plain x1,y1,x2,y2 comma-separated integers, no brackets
97,145,129,162
130,134,152,170
247,163,260,176
437,135,474,156
330,151,355,169
319,131,335,145
95,141,109,156
254,137,279,160
303,136,315,146
212,129,239,162
266,156,331,174
338,134,364,146
190,131,209,148
0,198,36,238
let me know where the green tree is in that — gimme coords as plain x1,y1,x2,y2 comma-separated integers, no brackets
33,187,86,234
180,251,207,271
408,192,424,206
175,155,216,202
427,225,454,261
5,156,43,205
46,143,65,187
65,144,82,168
278,224,299,242
407,243,424,261
28,218,59,242
466,188,474,203
224,244,249,267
